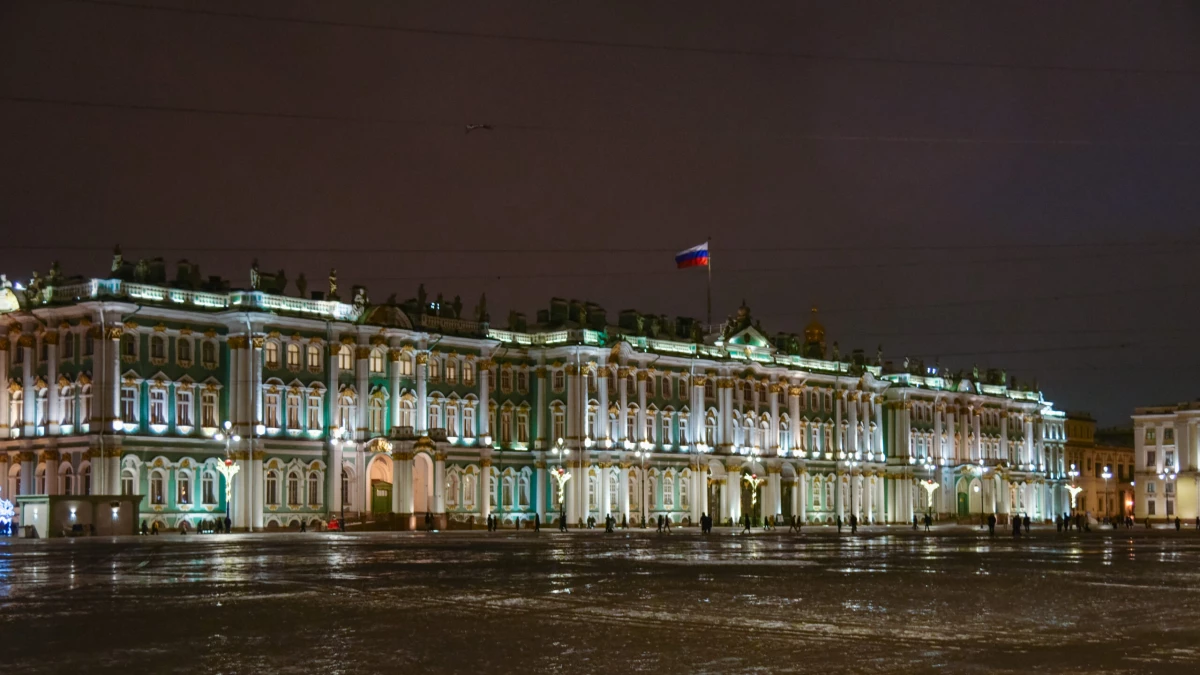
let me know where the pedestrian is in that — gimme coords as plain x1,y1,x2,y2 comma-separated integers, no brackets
224,515,232,534
425,511,433,532
533,513,541,532
141,520,149,536
1012,515,1021,538
850,514,858,534
1194,516,1199,530
664,516,672,534
741,512,752,534
1145,517,1150,529
560,510,567,532
924,514,932,531
151,522,159,536
1055,515,1062,533
912,514,918,531
837,515,843,533
180,522,187,536
1176,516,1182,531
987,513,996,537
622,513,628,529
1022,514,1031,534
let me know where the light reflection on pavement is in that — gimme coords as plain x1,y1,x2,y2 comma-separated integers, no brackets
1,526,1198,674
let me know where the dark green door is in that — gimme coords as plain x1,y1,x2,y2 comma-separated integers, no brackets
372,481,393,515
957,491,969,516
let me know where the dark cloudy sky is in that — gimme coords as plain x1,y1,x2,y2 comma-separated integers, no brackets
3,0,1200,426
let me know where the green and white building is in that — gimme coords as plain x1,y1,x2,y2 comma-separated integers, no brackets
0,255,1070,531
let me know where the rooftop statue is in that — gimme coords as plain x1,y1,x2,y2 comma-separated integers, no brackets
111,245,123,274
250,259,260,290
295,273,308,298
328,268,338,300
417,284,427,312
452,295,462,319
48,261,62,286
475,293,489,323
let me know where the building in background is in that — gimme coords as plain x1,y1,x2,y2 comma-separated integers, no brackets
1133,401,1200,522
1064,413,1134,520
1,254,1070,531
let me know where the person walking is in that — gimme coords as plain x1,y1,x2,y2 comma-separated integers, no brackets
850,514,858,535
912,514,918,531
987,513,996,538
1022,514,1031,535
741,512,752,534
1176,516,1182,531
837,515,843,534
141,520,149,536
224,515,232,534
664,516,672,534
560,510,568,532
300,520,307,533
424,511,433,532
924,514,932,532
534,513,541,533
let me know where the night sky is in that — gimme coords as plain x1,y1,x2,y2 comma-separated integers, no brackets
3,1,1200,427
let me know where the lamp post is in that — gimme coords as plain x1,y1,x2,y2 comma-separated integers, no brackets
552,438,570,528
921,461,938,517
971,462,989,529
1066,463,1080,518
214,421,241,532
1101,465,1112,519
635,447,650,528
1157,467,1178,523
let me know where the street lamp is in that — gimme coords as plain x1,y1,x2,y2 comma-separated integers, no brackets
331,426,351,532
971,462,989,529
921,461,938,518
634,447,650,528
552,438,571,528
1066,463,1082,517
214,421,241,532
1101,465,1112,519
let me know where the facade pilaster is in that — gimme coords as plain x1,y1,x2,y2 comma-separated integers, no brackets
415,352,428,435
21,335,35,436
535,367,548,448
596,367,609,446
354,342,369,441
388,348,402,433
617,368,629,446
768,383,781,453
45,332,60,435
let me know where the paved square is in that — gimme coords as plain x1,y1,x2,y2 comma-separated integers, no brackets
3,528,1198,673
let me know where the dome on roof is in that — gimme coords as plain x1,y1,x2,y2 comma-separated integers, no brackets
360,304,413,329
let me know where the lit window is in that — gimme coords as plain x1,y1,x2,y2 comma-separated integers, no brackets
177,338,192,364
428,358,440,381
202,472,216,504
201,340,217,368
265,392,281,428
201,391,218,427
286,343,301,370
307,344,321,371
265,341,280,369
307,393,323,430
337,346,352,371
178,389,196,426
445,359,457,384
400,357,414,377
121,386,138,424
177,472,191,505
149,389,167,425
286,393,301,430
369,349,384,374
308,473,321,505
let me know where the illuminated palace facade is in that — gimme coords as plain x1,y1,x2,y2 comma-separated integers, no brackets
1,257,1071,531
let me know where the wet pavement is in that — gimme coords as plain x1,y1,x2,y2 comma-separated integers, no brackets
2,525,1199,674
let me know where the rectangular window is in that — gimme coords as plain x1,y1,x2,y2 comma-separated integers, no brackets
308,395,322,430
201,392,218,428
400,357,414,377
552,411,565,442
553,370,564,392
1147,450,1156,467
678,377,688,400
307,345,321,371
265,393,281,428
287,394,301,430
445,360,457,384
661,416,671,446
517,412,529,443
1166,451,1175,469
202,473,215,504
1146,481,1156,494
517,371,528,393
1148,500,1156,516
148,390,165,426
176,390,192,427
1145,428,1156,443
1164,428,1175,444
1166,481,1175,495
121,387,138,423
428,358,440,381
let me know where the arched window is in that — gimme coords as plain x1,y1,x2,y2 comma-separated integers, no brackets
337,345,352,371
398,398,415,430
680,474,690,509
463,474,476,508
608,472,619,511
340,468,350,507
503,476,514,509
337,392,356,431
307,344,321,371
368,395,385,434
121,469,135,496
663,474,675,508
201,340,217,368
489,476,498,508
812,477,822,508
286,343,301,370
628,472,639,509
447,473,460,508
63,331,75,360
266,471,280,505
61,465,75,495
500,369,512,392
177,471,191,505
150,335,166,361
369,349,384,374
308,472,321,505
588,474,598,509
705,415,717,446
264,341,280,369
287,472,300,505
519,472,530,507
445,359,457,384
202,471,216,504
500,410,512,443
177,338,192,364
150,471,165,504
462,362,474,385
463,406,475,439
81,464,91,495
121,333,137,359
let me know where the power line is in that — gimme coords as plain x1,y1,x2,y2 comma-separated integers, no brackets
56,0,1200,79
6,94,1200,149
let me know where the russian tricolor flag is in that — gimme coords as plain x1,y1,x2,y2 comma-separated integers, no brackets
675,242,709,269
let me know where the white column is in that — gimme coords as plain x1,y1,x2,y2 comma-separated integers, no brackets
788,386,801,453
863,472,873,523
21,335,35,436
872,397,883,457
415,353,428,435
354,342,368,440
690,376,704,446
0,335,9,433
44,452,59,495
599,462,611,517
1024,415,1034,466
326,340,339,432
480,457,492,523
46,333,60,435
769,470,782,517
433,452,445,516
799,473,808,523
972,408,982,462
535,367,548,448
535,460,548,521
251,447,264,530
847,392,859,457
768,383,781,453
327,441,341,513
636,372,648,443
617,368,629,446
596,367,609,446
388,348,402,433
947,409,957,464
618,462,630,522
478,359,491,440
250,336,264,434
1000,411,1008,462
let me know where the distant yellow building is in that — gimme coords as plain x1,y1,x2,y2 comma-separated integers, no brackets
1133,401,1200,522
1065,413,1134,519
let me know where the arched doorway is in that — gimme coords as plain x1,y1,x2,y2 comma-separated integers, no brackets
368,454,393,516
955,477,969,516
413,453,434,514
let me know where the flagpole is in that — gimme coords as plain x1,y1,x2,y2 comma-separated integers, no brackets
706,236,712,328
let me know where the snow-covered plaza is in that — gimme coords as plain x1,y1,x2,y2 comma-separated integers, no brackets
3,527,1197,673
